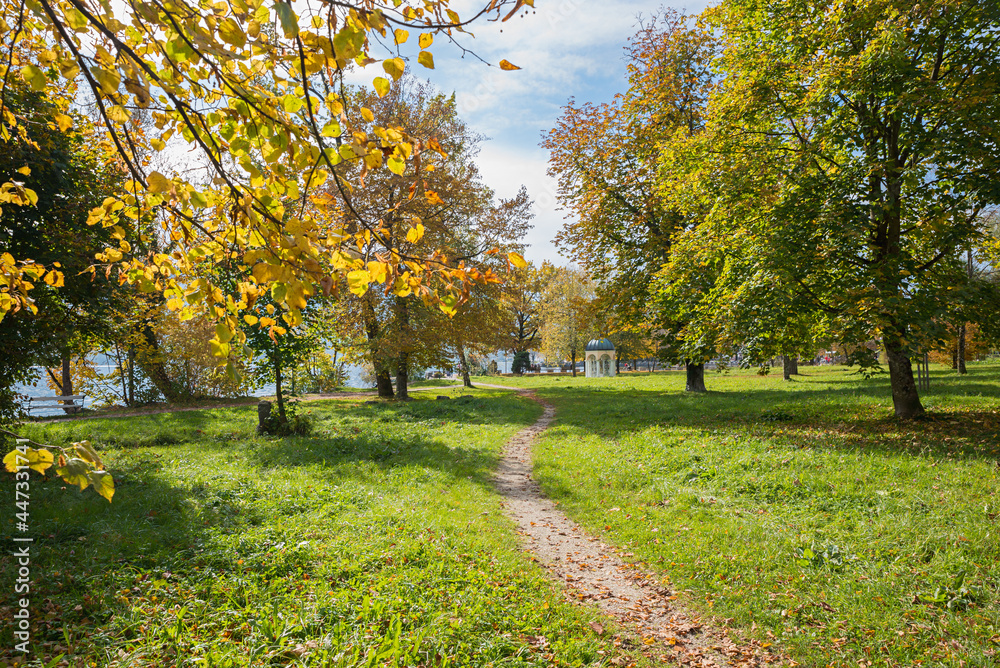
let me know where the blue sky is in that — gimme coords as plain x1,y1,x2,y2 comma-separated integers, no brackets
410,1,714,264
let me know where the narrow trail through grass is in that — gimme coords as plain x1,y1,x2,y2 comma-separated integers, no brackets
522,364,1000,668
494,391,780,667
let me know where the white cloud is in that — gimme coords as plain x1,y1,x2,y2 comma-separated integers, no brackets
350,1,715,267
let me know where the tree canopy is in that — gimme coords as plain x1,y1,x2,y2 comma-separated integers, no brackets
0,0,533,354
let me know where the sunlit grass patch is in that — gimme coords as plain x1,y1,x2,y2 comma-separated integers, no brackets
2,393,616,667
531,363,1000,667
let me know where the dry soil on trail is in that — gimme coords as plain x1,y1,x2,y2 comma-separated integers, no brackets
495,390,781,667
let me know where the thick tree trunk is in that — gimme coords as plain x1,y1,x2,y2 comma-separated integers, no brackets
59,355,79,413
363,295,394,399
396,351,410,400
883,339,924,419
782,355,798,381
685,362,706,392
61,355,73,397
137,323,185,402
458,343,473,388
957,324,967,375
571,348,576,377
375,368,394,398
395,296,412,399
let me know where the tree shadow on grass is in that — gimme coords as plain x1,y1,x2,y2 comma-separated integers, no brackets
248,395,541,487
0,460,216,657
0,391,544,662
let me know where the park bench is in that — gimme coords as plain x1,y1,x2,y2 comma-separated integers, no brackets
27,395,87,415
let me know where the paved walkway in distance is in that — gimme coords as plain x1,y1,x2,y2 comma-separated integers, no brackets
495,390,779,667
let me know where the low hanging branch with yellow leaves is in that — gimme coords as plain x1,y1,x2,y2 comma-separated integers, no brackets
0,166,65,323
0,0,533,353
2,430,115,502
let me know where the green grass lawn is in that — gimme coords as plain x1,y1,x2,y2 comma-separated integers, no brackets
1,391,614,667
521,363,1000,667
5,365,999,667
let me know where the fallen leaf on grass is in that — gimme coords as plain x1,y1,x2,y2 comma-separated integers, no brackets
589,621,605,635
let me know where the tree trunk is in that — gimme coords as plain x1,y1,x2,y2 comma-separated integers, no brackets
458,342,473,388
396,351,410,400
951,340,959,370
127,345,136,406
571,348,576,377
960,249,971,375
615,356,620,374
395,296,411,399
782,355,798,381
685,362,706,393
61,355,73,397
115,345,129,404
375,368,394,398
274,352,286,424
363,294,394,399
957,323,967,375
137,322,185,402
883,339,924,419
60,354,78,413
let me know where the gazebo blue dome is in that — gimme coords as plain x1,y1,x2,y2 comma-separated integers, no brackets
585,338,615,352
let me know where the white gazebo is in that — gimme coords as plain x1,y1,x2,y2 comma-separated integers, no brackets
585,338,616,378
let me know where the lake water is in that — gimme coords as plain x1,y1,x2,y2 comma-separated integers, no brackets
13,362,369,418
14,351,518,417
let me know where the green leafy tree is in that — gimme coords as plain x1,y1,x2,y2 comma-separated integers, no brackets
0,86,131,425
701,0,1000,418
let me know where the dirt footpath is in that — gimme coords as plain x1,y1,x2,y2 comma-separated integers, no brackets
494,391,782,667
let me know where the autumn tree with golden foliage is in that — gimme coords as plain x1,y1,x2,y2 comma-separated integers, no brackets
0,0,534,498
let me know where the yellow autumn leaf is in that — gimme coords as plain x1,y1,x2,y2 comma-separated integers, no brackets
383,57,405,81
367,261,388,284
146,171,171,193
499,59,521,71
508,251,528,268
417,51,435,69
394,29,409,44
406,223,425,243
3,447,54,474
419,33,434,49
89,470,115,502
219,17,246,48
53,113,73,132
373,76,391,98
387,154,406,175
347,269,371,296
21,64,47,91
